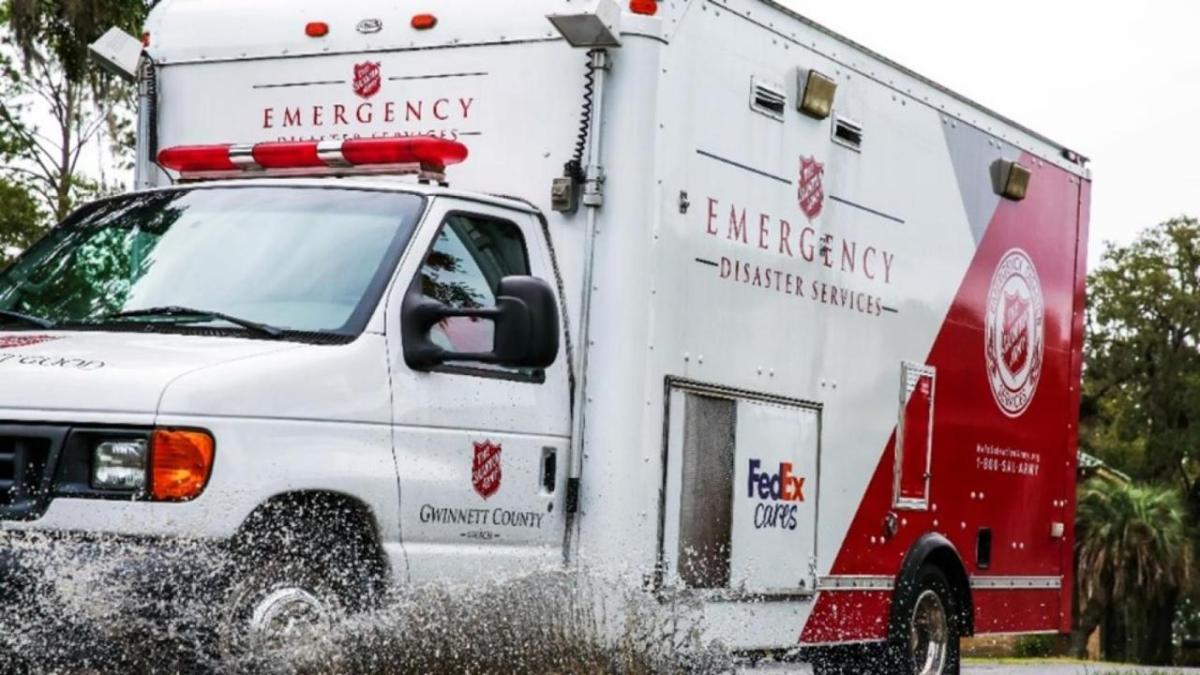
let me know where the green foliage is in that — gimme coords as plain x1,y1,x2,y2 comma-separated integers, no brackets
1075,479,1193,664
1012,634,1059,658
1083,217,1200,493
0,175,44,266
1077,479,1192,612
5,0,150,86
0,0,151,227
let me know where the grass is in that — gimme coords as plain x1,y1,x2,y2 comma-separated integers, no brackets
965,657,1184,674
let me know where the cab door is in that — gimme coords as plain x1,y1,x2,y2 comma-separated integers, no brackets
385,198,571,582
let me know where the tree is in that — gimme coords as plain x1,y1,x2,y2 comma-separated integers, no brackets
0,0,152,222
1075,479,1193,665
0,175,43,266
1083,217,1200,503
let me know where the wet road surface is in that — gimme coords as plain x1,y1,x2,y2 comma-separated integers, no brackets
748,663,1200,674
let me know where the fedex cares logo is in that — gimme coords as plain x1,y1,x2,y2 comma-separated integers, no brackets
747,459,806,531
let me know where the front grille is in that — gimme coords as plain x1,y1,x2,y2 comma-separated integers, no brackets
0,437,52,509
0,425,69,521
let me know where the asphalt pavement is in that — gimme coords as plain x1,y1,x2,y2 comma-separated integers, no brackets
745,662,1200,674
965,663,1200,674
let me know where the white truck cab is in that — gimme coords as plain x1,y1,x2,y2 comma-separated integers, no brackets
1,0,1092,671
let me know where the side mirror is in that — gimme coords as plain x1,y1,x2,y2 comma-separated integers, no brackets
402,276,561,371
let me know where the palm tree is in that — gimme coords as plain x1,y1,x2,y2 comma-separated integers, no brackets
1075,478,1193,665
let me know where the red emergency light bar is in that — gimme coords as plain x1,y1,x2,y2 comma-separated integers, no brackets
156,136,469,182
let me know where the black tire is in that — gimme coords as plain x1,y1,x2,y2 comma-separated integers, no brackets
217,514,383,661
885,563,961,675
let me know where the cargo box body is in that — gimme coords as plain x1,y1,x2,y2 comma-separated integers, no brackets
131,0,1092,651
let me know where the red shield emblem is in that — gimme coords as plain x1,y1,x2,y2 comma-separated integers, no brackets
1001,292,1030,374
353,61,382,99
798,156,825,221
0,335,57,349
471,441,502,500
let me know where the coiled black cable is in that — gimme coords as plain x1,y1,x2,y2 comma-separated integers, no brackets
565,49,602,182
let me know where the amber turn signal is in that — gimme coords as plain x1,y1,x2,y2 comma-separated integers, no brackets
150,429,215,502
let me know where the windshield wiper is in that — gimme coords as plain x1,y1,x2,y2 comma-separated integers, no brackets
0,309,56,329
107,306,285,339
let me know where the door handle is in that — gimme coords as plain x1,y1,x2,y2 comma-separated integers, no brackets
542,447,557,494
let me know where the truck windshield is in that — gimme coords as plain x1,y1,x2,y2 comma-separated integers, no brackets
0,186,424,338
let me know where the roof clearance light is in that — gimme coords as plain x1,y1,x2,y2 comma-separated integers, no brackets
630,0,658,16
411,13,438,30
305,21,330,38
156,137,469,181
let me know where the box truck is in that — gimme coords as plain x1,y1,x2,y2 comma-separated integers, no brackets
0,0,1091,671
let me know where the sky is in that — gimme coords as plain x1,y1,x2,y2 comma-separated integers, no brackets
779,0,1200,269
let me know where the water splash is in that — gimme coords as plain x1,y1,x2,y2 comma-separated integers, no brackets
0,535,735,674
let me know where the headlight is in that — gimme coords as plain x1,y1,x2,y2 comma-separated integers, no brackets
92,439,149,491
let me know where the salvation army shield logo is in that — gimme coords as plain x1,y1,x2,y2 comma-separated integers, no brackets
471,441,502,500
798,156,825,221
984,249,1045,418
0,335,58,349
353,61,382,99
1002,292,1031,374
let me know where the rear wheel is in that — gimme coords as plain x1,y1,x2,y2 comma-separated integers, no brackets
887,564,961,675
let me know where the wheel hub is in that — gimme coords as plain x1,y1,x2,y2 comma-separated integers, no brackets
909,589,948,675
248,587,330,650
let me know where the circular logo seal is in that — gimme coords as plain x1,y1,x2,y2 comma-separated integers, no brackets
984,249,1045,418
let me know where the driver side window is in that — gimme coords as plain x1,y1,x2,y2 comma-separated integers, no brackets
418,213,529,360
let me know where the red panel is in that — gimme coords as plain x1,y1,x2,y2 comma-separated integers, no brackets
802,591,892,644
974,589,1062,634
801,157,1088,644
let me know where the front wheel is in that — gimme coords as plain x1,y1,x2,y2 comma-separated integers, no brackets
215,515,384,663
886,564,961,675
218,557,342,658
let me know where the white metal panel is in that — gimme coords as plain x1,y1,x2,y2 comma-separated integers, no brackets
0,331,300,416
729,398,819,594
652,3,982,592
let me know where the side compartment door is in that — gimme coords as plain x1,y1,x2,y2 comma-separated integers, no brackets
895,362,936,510
661,382,821,595
386,200,571,581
